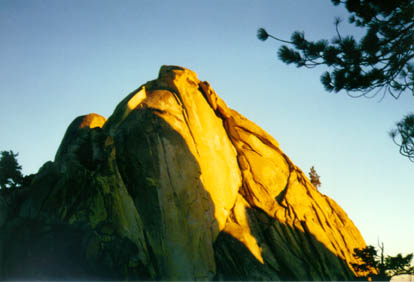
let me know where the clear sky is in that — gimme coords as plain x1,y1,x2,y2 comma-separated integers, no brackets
0,0,412,256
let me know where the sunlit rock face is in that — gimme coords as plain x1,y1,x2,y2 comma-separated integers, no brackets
0,66,366,281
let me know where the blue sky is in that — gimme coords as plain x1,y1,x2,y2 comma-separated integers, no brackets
1,0,412,256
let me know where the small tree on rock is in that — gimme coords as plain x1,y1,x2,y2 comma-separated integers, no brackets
309,166,321,188
0,150,23,189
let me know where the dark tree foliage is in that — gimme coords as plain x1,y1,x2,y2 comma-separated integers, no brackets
352,245,378,273
390,113,414,162
386,253,414,277
0,150,23,189
308,166,321,188
257,0,414,99
352,243,414,281
257,0,414,161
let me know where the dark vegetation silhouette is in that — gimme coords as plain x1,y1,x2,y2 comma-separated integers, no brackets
0,151,33,191
308,166,321,188
0,150,23,189
352,243,414,281
389,114,414,162
257,0,414,161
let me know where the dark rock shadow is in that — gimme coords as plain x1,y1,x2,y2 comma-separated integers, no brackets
112,106,220,280
214,205,358,281
1,220,112,281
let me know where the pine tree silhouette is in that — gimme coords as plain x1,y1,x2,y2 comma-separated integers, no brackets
0,150,23,189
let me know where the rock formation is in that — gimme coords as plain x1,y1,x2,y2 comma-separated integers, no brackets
0,66,367,280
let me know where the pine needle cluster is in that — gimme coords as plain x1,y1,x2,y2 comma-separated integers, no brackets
258,0,414,99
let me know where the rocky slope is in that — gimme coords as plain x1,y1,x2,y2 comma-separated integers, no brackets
0,66,366,280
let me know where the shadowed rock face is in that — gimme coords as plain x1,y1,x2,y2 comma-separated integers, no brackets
0,66,366,281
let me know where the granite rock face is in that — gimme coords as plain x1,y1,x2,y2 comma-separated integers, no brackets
0,66,366,280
